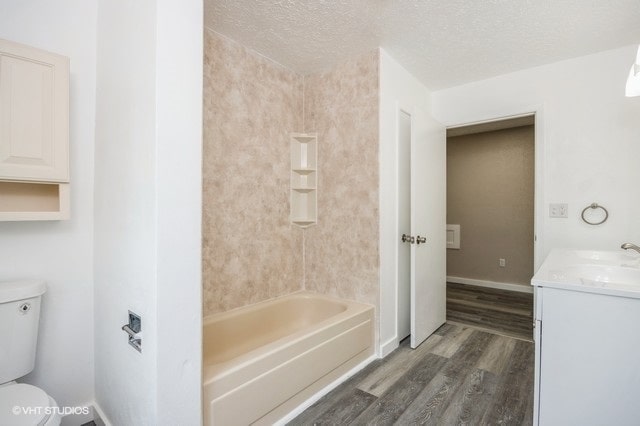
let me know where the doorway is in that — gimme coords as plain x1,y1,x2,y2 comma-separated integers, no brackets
445,115,536,340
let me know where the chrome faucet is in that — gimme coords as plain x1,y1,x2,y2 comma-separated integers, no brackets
621,243,640,255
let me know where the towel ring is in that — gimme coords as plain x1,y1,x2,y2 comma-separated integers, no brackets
581,203,608,225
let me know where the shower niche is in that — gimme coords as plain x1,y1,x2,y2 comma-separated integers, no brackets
290,133,317,227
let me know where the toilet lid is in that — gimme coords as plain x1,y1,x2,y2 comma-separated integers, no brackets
0,383,51,425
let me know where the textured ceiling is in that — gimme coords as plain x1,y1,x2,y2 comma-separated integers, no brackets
205,0,640,90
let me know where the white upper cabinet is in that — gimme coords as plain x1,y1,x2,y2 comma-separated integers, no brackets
0,39,69,182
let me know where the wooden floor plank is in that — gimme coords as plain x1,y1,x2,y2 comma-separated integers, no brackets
441,330,493,378
447,282,532,304
427,325,473,358
481,339,535,425
356,334,442,397
351,353,448,425
438,368,499,426
287,359,383,425
476,333,517,375
310,388,377,425
394,373,455,425
446,282,534,341
446,320,531,342
288,323,535,426
433,322,455,336
448,297,531,316
447,302,532,332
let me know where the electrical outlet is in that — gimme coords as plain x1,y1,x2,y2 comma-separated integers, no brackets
549,203,568,218
499,258,506,267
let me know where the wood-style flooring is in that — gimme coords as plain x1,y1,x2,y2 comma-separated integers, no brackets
446,282,533,341
288,323,534,426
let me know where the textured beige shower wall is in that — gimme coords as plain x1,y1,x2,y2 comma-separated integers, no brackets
303,50,380,307
203,30,304,316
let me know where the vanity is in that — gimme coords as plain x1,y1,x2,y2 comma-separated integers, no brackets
531,249,640,425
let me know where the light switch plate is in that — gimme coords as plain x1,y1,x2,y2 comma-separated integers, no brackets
549,203,568,218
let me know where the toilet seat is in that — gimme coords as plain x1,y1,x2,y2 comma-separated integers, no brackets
0,383,60,426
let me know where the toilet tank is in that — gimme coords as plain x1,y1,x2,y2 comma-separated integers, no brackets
0,280,46,384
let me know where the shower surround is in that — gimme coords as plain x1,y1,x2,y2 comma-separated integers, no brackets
203,29,379,318
203,31,304,314
304,53,380,306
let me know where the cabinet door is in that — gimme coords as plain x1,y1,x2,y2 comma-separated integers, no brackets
539,287,640,425
0,39,69,182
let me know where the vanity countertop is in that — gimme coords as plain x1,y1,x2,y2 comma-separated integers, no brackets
531,249,640,298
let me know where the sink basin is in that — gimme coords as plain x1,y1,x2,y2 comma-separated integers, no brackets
572,250,640,266
564,265,640,286
532,249,640,297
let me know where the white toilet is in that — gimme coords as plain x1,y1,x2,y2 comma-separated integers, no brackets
0,280,61,426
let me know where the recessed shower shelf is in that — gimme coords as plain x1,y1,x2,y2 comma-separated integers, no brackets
292,168,316,175
292,187,316,193
291,135,316,142
291,219,316,227
290,133,318,228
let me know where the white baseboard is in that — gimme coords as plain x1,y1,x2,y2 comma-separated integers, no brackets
447,276,533,294
91,402,112,426
380,336,399,358
273,353,378,425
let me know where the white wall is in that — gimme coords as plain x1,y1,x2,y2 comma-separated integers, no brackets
1,1,201,423
94,0,202,424
155,0,203,423
433,45,640,260
378,50,433,356
0,0,97,421
94,0,158,423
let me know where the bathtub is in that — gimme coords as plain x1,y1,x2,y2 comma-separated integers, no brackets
202,291,375,425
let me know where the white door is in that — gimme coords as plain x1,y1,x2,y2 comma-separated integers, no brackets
397,110,411,341
410,108,446,348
